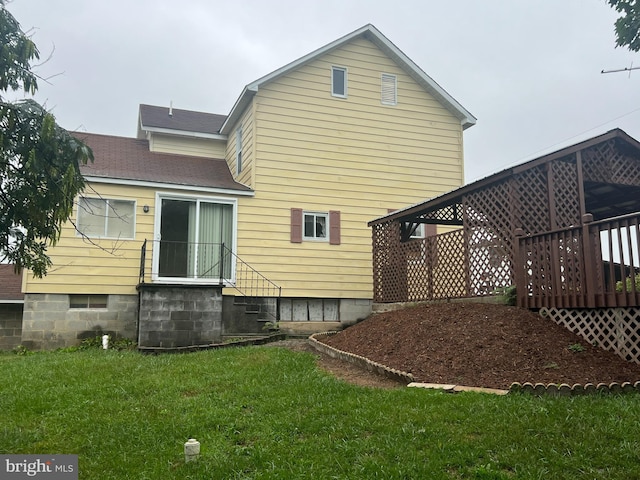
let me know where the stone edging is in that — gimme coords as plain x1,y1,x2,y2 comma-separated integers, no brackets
407,383,508,395
308,332,415,385
308,332,640,396
509,381,640,396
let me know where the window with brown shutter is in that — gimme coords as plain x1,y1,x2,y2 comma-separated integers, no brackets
329,210,340,245
291,209,340,244
291,208,303,243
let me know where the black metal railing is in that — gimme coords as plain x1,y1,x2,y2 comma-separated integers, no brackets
138,240,281,314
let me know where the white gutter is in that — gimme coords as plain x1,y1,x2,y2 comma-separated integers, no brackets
83,176,255,197
141,125,227,141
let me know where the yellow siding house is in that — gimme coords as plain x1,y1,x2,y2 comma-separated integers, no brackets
20,24,475,349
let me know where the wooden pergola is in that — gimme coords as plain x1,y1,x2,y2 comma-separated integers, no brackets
369,128,640,309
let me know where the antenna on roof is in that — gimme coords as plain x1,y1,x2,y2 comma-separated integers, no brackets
601,61,640,78
169,101,173,117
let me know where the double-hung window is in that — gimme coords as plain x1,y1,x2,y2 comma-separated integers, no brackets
77,197,135,239
331,66,347,98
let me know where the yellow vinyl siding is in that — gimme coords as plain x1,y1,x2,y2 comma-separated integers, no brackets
23,183,156,296
235,37,464,299
225,107,255,187
25,35,467,303
150,133,227,158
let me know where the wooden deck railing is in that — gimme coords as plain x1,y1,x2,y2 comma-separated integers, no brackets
516,212,640,308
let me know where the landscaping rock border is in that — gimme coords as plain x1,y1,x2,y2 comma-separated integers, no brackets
309,332,415,385
509,381,640,396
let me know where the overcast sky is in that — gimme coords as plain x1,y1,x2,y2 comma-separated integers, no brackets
7,0,640,183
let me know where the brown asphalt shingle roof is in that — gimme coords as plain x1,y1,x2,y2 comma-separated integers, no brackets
75,133,251,192
139,104,227,135
0,264,23,301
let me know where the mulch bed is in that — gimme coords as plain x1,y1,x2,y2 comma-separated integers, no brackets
318,302,640,390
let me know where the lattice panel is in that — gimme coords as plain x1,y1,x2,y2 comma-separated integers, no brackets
419,204,463,225
463,181,515,294
582,140,615,183
372,221,406,303
513,165,550,234
543,307,640,364
552,159,581,228
429,229,467,299
582,140,640,186
372,220,468,302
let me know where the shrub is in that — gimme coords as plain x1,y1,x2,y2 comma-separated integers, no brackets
615,275,640,293
494,285,517,306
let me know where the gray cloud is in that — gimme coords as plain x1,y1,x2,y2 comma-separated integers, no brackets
8,0,639,183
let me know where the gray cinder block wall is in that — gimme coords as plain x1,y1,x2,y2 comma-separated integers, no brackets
138,285,222,348
21,294,137,350
0,304,24,350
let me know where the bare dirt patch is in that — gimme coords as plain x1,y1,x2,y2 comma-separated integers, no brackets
312,302,640,390
266,338,402,389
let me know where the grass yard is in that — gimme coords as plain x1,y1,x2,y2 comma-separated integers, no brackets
1,346,640,479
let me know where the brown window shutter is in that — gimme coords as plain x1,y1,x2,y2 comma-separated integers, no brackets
329,210,341,245
291,208,303,243
425,224,437,237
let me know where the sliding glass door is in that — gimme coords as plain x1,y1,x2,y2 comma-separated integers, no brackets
156,196,234,281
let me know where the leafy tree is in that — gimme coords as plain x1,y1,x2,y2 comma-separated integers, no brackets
607,0,640,51
1,0,92,277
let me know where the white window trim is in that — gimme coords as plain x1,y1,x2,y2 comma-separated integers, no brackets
236,127,243,175
331,66,347,98
151,192,238,285
303,211,329,242
381,73,397,106
75,196,137,240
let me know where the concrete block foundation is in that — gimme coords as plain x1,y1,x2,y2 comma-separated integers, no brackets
138,285,222,348
0,303,24,350
21,294,137,350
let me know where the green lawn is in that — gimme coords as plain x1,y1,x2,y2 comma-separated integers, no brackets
1,346,639,479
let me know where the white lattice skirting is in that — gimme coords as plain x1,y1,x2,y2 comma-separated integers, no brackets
540,307,640,364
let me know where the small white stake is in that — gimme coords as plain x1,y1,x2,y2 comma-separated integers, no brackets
102,335,109,350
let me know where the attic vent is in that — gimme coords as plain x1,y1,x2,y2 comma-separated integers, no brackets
381,73,397,105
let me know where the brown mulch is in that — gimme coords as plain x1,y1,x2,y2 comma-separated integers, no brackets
314,302,640,390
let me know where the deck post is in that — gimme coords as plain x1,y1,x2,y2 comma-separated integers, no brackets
581,214,596,308
514,228,526,308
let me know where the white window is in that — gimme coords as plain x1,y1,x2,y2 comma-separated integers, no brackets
304,212,328,241
381,73,397,105
77,197,135,239
236,127,243,175
331,66,347,98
